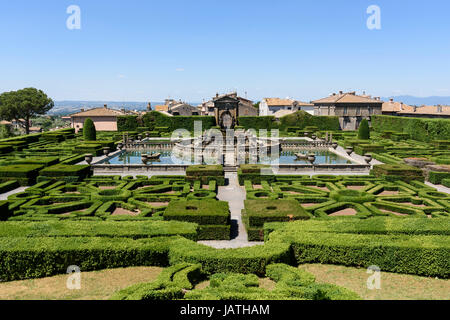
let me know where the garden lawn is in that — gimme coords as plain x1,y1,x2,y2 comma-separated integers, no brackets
0,267,163,300
300,264,449,300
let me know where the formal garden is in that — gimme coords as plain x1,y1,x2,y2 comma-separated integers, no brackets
0,113,449,300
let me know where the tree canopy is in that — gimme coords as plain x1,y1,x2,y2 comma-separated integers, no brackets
0,88,54,134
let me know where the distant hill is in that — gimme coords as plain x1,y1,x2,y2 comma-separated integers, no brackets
50,101,201,116
381,96,450,106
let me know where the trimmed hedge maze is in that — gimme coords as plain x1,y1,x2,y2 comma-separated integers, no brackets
243,200,310,241
312,127,450,187
240,171,450,241
165,200,231,240
0,126,449,300
2,175,230,240
111,262,360,300
0,128,116,185
0,172,449,298
2,216,448,284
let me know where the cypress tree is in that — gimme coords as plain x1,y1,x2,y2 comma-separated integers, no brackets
83,118,96,141
358,119,370,140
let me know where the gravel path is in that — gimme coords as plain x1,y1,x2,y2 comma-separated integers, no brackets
425,182,450,194
0,187,28,201
198,172,264,249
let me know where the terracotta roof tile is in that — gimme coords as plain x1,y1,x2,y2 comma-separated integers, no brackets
264,98,296,106
273,109,295,118
264,98,314,107
382,101,415,113
312,92,382,104
397,105,450,116
155,105,169,112
69,107,125,117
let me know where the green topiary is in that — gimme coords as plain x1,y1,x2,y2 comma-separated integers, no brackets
329,189,375,203
358,119,370,140
83,118,96,141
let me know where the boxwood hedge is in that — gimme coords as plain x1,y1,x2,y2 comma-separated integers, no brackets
164,200,230,226
0,180,19,194
428,171,450,185
168,237,292,276
0,237,171,281
0,164,44,186
371,164,424,182
269,230,449,278
265,218,450,237
0,220,198,240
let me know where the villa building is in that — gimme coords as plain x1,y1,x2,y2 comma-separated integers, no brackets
381,99,415,116
312,91,383,130
200,92,257,117
259,98,314,117
154,105,169,112
169,103,200,116
382,100,450,119
65,105,127,133
0,119,31,132
156,99,200,116
397,105,450,118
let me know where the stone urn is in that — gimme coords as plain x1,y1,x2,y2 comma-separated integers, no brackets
304,132,309,137
311,134,317,140
141,154,149,165
345,147,354,155
103,147,111,156
117,142,123,150
364,153,373,164
138,134,143,141
307,153,316,164
145,132,150,138
84,154,93,165
332,142,338,149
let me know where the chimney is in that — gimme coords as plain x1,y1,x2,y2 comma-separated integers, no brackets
339,91,343,95
437,105,442,113
400,102,404,111
104,104,107,109
390,98,394,102
81,108,85,112
413,105,417,112
147,102,151,111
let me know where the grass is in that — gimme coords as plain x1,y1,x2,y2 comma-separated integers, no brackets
0,264,448,300
0,267,163,300
300,264,449,300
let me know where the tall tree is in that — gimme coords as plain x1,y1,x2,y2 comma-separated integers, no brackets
83,118,97,141
358,119,370,140
0,88,54,134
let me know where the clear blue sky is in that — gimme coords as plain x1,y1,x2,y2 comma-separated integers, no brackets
1,0,449,102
